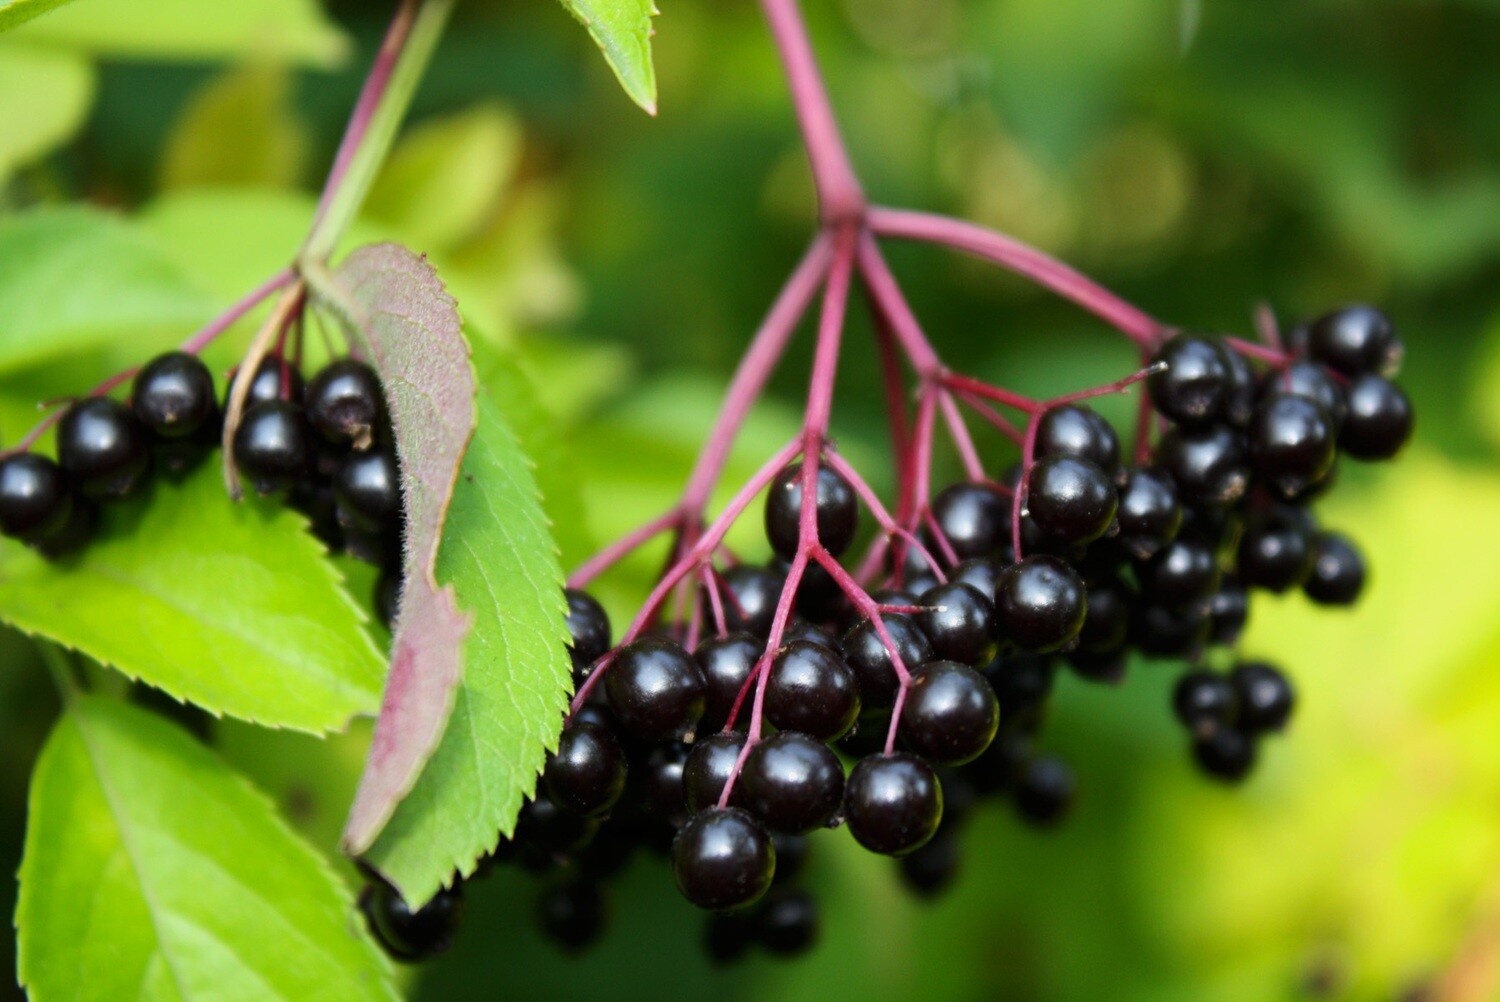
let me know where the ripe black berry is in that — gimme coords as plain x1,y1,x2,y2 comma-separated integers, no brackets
684,732,748,813
780,619,838,651
1338,374,1413,460
306,358,387,448
1237,511,1314,593
671,807,776,911
544,721,627,817
229,356,305,407
232,400,311,496
55,398,151,500
1025,456,1118,545
564,588,611,672
1221,344,1258,428
1114,466,1183,560
334,449,402,534
1192,728,1256,782
929,482,1008,560
1148,335,1234,426
695,632,762,731
898,829,961,898
721,565,784,636
1248,393,1336,498
915,582,997,667
1207,579,1250,645
0,453,72,541
537,880,606,952
1304,531,1365,606
899,661,998,766
1307,304,1401,376
764,462,858,559
517,796,601,854
1155,424,1250,507
1137,537,1221,608
765,640,861,741
360,880,463,961
1036,404,1121,473
1076,579,1131,654
1231,662,1295,734
1013,755,1075,826
949,558,1002,603
1275,361,1347,431
841,614,931,708
994,556,1086,653
605,638,707,742
756,889,819,956
1172,670,1238,732
843,753,943,856
131,352,216,439
739,731,844,834
638,742,690,825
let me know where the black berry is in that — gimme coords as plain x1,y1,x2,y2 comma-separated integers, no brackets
843,753,943,856
1137,537,1221,608
232,400,311,496
1114,466,1183,560
994,556,1087,653
929,482,1008,560
1231,662,1295,734
334,449,402,534
1172,670,1238,732
1237,510,1314,593
537,880,606,952
1192,728,1256,782
55,398,151,500
671,807,776,911
1148,335,1234,426
1248,393,1336,498
604,638,707,742
0,453,72,541
915,582,997,667
1025,456,1118,545
1307,304,1401,376
721,565,784,636
1303,531,1365,606
756,888,820,956
695,632,762,731
764,462,858,559
544,721,627,817
131,352,216,439
360,880,463,962
1155,424,1250,507
899,661,998,765
306,358,387,448
1338,374,1413,460
684,732,748,813
1036,404,1121,473
229,356,304,407
564,588,611,672
1013,755,1075,826
739,731,844,834
841,614,932,708
765,640,861,741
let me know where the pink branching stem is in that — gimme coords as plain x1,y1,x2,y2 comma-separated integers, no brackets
884,685,909,755
821,449,946,580
702,565,730,637
569,437,801,713
921,508,960,567
568,509,684,589
1048,362,1164,408
307,0,419,238
1224,335,1288,368
1254,302,1284,351
941,372,1038,414
757,0,865,223
1133,381,1156,466
4,267,295,457
871,313,913,513
868,207,1167,347
678,235,832,520
938,390,987,480
1011,414,1042,558
953,390,1026,447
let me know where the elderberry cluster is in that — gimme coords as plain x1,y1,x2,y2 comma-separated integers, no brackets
0,351,405,621
355,304,1412,964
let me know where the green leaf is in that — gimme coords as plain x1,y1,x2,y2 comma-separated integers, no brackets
0,42,95,181
0,207,217,375
0,0,75,32
557,0,659,114
0,462,385,734
159,63,309,192
363,393,572,905
16,695,397,1001
12,0,348,67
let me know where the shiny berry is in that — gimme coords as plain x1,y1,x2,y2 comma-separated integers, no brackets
1231,662,1295,734
721,565,784,636
1026,456,1117,544
228,356,304,407
764,463,858,559
306,358,386,448
1249,394,1336,498
537,880,606,952
639,742,690,825
915,582,997,667
671,808,776,911
1115,467,1183,560
360,880,463,961
1304,531,1365,606
756,888,819,956
335,449,402,533
564,589,611,671
695,632,762,731
684,732,748,813
56,398,151,500
843,753,943,856
1221,345,1258,428
1148,335,1234,426
1237,512,1314,593
1274,361,1347,431
1013,755,1075,826
0,453,72,541
1307,304,1401,376
899,661,998,766
1036,404,1121,473
1155,424,1249,507
766,640,861,740
994,556,1086,653
1131,602,1211,658
841,614,932,708
544,721,627,817
739,732,844,834
1138,537,1221,608
929,482,1008,560
1172,670,1238,732
1192,728,1256,781
1077,580,1131,654
949,558,1002,603
604,638,707,742
1339,375,1413,460
232,400,310,496
517,796,600,854
1207,579,1250,645
131,352,216,439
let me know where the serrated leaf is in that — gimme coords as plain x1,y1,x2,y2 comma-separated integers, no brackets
16,695,397,1001
0,0,76,33
323,244,479,854
558,0,659,114
363,393,571,905
0,42,95,181
0,207,217,376
0,463,385,733
11,0,348,67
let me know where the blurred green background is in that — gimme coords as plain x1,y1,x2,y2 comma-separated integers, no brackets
3,0,1500,998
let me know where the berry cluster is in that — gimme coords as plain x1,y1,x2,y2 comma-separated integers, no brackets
357,304,1411,964
0,351,405,619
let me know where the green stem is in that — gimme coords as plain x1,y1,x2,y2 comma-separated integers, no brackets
301,0,456,263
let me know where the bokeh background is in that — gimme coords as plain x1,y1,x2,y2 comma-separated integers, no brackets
2,0,1500,998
